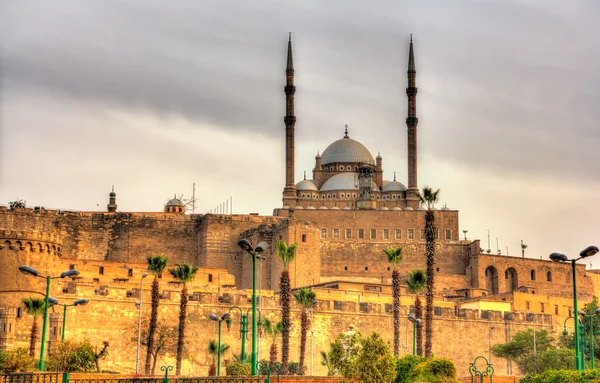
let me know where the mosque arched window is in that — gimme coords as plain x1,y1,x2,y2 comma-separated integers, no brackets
347,166,351,171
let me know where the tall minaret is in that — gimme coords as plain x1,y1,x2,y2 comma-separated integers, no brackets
282,33,297,208
405,35,419,207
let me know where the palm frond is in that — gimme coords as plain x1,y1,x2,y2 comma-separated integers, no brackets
405,269,426,294
276,240,298,269
383,247,403,267
168,263,199,283
147,255,168,277
22,297,47,317
293,288,316,308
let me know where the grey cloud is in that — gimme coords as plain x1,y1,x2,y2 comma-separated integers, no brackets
2,0,600,181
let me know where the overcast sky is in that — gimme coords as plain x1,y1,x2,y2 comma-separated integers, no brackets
1,0,599,264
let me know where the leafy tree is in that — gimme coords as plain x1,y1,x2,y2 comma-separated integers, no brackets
395,354,426,383
384,246,403,356
207,339,230,376
491,328,558,375
293,287,316,374
168,263,199,375
276,240,297,373
263,317,282,366
130,319,178,375
144,255,168,374
405,270,426,356
93,341,109,372
22,297,47,357
416,186,440,357
224,360,251,376
46,340,97,372
329,331,396,383
0,348,35,373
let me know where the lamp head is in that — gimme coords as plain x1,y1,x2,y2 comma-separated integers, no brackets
221,312,231,321
135,302,141,309
490,326,496,330
415,319,422,324
209,314,219,321
312,300,318,306
255,242,269,253
563,330,568,336
60,270,80,278
48,297,58,305
142,273,148,278
74,299,89,306
580,246,599,259
408,313,415,320
578,310,587,316
549,253,568,263
595,308,600,315
237,239,253,253
18,265,38,277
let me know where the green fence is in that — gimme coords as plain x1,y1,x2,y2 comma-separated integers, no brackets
1,375,266,383
0,373,61,383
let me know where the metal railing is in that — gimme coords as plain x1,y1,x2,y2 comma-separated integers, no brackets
0,373,61,383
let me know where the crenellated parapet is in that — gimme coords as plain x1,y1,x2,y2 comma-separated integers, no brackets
0,230,63,256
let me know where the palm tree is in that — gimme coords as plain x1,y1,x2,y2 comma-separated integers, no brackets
207,339,230,376
320,350,335,376
383,246,403,356
521,240,528,258
406,269,426,357
276,240,297,373
416,186,440,358
263,317,282,366
145,255,168,374
293,288,316,375
169,263,199,375
22,297,46,357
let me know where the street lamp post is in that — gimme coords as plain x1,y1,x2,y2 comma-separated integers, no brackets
576,308,600,370
136,273,148,375
407,314,421,356
489,326,496,362
228,306,253,363
18,265,80,371
210,312,231,376
309,299,317,376
56,299,89,341
550,245,599,371
237,239,269,376
526,313,536,356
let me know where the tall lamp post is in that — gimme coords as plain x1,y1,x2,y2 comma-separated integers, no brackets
577,308,600,370
237,239,269,375
309,299,317,376
56,299,89,341
407,314,421,356
136,273,148,374
550,245,599,371
228,306,253,363
18,265,80,371
488,326,495,362
210,312,231,376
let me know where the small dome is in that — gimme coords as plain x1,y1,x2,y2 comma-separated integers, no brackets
306,206,316,210
392,207,402,211
294,206,304,210
343,206,353,210
321,137,374,165
404,206,414,211
296,179,318,191
331,206,340,210
318,206,328,210
320,173,377,192
382,180,390,188
166,198,184,207
380,207,389,211
383,180,407,192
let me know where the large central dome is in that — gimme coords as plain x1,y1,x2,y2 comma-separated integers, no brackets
321,137,375,165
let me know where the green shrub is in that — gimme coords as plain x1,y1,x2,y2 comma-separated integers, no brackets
520,369,600,383
45,340,96,372
414,358,458,383
224,361,251,376
395,354,426,383
0,348,35,373
287,361,305,375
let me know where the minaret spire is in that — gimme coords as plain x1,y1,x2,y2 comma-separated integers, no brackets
282,33,297,208
406,34,419,207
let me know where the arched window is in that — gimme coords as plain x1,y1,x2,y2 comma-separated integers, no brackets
547,271,552,282
347,166,351,171
531,269,536,281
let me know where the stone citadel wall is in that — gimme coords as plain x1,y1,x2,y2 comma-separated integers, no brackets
0,272,555,377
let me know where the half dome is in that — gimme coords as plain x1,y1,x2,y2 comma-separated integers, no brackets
296,179,318,191
321,137,374,165
320,173,378,192
383,180,407,192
